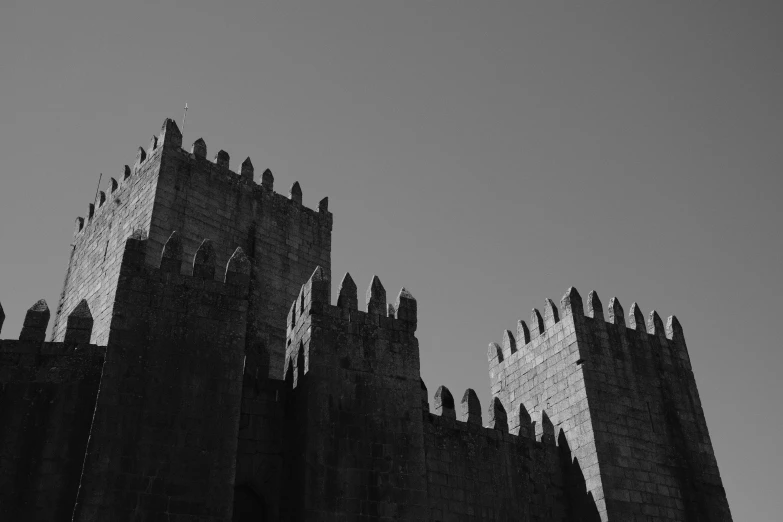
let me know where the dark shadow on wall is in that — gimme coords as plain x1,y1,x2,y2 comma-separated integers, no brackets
232,484,267,522
558,430,601,522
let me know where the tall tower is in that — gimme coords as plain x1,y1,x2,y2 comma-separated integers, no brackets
488,288,732,521
52,118,332,378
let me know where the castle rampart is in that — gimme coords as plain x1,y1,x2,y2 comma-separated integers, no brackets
0,115,732,521
0,300,104,520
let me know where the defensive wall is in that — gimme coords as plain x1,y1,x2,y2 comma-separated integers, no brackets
278,267,601,521
0,115,732,521
0,300,104,520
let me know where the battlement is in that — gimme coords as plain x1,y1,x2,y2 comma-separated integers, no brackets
116,229,252,301
283,268,417,384
73,118,331,240
488,286,691,388
426,381,559,446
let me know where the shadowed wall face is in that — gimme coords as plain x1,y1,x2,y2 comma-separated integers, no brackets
0,324,104,521
147,130,332,379
72,236,250,521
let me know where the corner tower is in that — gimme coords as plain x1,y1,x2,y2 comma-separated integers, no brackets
488,288,732,521
52,118,332,378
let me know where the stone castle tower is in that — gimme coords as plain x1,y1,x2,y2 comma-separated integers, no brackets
0,118,732,521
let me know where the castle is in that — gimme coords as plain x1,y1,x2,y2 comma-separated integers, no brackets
0,118,732,521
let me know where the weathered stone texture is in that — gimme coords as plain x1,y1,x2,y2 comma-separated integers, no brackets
0,116,732,521
490,289,732,522
0,341,104,520
72,236,249,521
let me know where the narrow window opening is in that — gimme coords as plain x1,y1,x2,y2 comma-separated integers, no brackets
103,240,109,261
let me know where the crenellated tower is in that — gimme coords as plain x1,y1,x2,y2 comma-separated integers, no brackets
488,287,733,521
53,118,332,379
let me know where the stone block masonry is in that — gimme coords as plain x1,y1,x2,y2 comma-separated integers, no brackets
72,234,251,521
54,118,332,381
0,300,104,521
489,287,732,521
1,115,732,520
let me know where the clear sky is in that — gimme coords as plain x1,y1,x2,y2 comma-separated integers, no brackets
1,1,780,518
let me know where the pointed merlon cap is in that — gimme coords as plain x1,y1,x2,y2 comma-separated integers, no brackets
517,320,530,345
318,197,329,213
214,150,230,169
488,397,509,432
98,190,106,207
192,238,216,279
543,298,559,328
394,287,417,325
666,315,686,345
560,287,583,317
289,181,302,204
534,410,555,445
124,165,131,180
337,272,358,310
64,299,93,343
514,403,533,438
19,299,50,342
487,342,503,363
628,302,645,331
365,275,386,316
460,389,482,426
135,146,147,167
225,247,252,288
159,117,182,149
0,300,5,336
261,169,274,190
587,290,603,320
608,297,625,327
306,265,330,304
240,157,254,182
74,217,85,235
191,138,207,158
149,135,158,152
160,231,184,274
647,310,666,338
110,177,119,193
502,329,516,359
434,385,456,420
531,308,545,337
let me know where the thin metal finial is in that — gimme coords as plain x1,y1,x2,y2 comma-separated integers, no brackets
181,102,188,136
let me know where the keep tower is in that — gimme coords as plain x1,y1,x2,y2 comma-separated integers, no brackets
52,118,332,378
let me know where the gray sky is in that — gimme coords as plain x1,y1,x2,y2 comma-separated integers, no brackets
1,1,780,518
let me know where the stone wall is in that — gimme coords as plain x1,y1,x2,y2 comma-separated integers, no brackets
488,287,732,522
423,405,569,521
150,130,332,379
574,293,732,521
72,234,250,521
51,119,179,344
488,289,605,516
0,303,104,520
282,269,427,521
